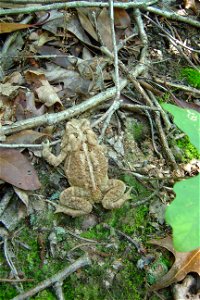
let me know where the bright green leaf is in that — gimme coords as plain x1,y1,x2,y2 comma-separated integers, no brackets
162,103,200,151
165,174,200,252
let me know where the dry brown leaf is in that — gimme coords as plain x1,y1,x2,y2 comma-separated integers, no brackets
25,70,62,107
97,8,113,51
149,236,200,290
114,8,131,29
5,130,49,145
0,22,33,34
0,148,41,190
77,8,98,41
14,90,45,120
40,63,91,97
37,45,75,69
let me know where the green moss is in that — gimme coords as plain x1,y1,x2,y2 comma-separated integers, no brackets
177,135,200,161
180,67,200,88
121,206,149,235
158,92,171,103
81,224,110,240
126,119,146,144
63,259,145,300
112,259,144,300
34,290,56,299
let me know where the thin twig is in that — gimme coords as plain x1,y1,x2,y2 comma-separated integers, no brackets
65,229,98,244
0,1,158,16
0,140,60,149
109,0,120,101
131,189,161,207
103,224,146,254
153,78,200,95
4,238,23,293
143,6,200,28
0,278,34,283
53,281,64,300
147,91,177,168
120,104,161,112
11,255,91,300
144,14,200,70
98,0,122,140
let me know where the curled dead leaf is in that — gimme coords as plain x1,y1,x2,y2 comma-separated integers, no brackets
149,236,200,290
25,70,62,107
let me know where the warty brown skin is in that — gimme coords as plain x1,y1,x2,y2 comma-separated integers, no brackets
42,119,131,217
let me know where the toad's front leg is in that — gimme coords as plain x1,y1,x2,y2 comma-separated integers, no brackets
42,140,67,167
102,179,131,210
54,187,93,217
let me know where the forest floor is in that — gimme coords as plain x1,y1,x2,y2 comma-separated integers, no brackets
0,1,200,299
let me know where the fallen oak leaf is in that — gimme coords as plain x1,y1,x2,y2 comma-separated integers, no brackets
0,148,41,190
149,236,200,290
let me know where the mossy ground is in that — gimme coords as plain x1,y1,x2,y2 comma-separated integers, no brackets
0,173,164,300
0,119,183,300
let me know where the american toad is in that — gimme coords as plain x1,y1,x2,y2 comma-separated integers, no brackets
42,119,131,217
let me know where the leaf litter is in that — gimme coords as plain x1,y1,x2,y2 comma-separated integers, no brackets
0,2,200,299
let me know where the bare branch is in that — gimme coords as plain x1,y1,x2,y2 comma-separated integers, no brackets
11,255,91,300
0,1,158,16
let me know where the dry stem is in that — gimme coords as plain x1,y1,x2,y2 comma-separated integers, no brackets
11,255,91,300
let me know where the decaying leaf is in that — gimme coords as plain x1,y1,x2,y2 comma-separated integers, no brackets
0,22,33,34
0,148,41,190
5,129,49,144
96,8,113,51
149,236,200,290
13,186,29,207
0,82,24,98
40,63,92,97
14,90,45,120
114,8,131,29
0,198,28,231
37,45,76,69
77,8,98,41
25,70,62,107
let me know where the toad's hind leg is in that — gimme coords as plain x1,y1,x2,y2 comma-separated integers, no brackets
55,187,93,217
102,179,131,210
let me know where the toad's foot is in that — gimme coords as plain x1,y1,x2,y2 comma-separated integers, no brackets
57,187,93,217
102,179,131,210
